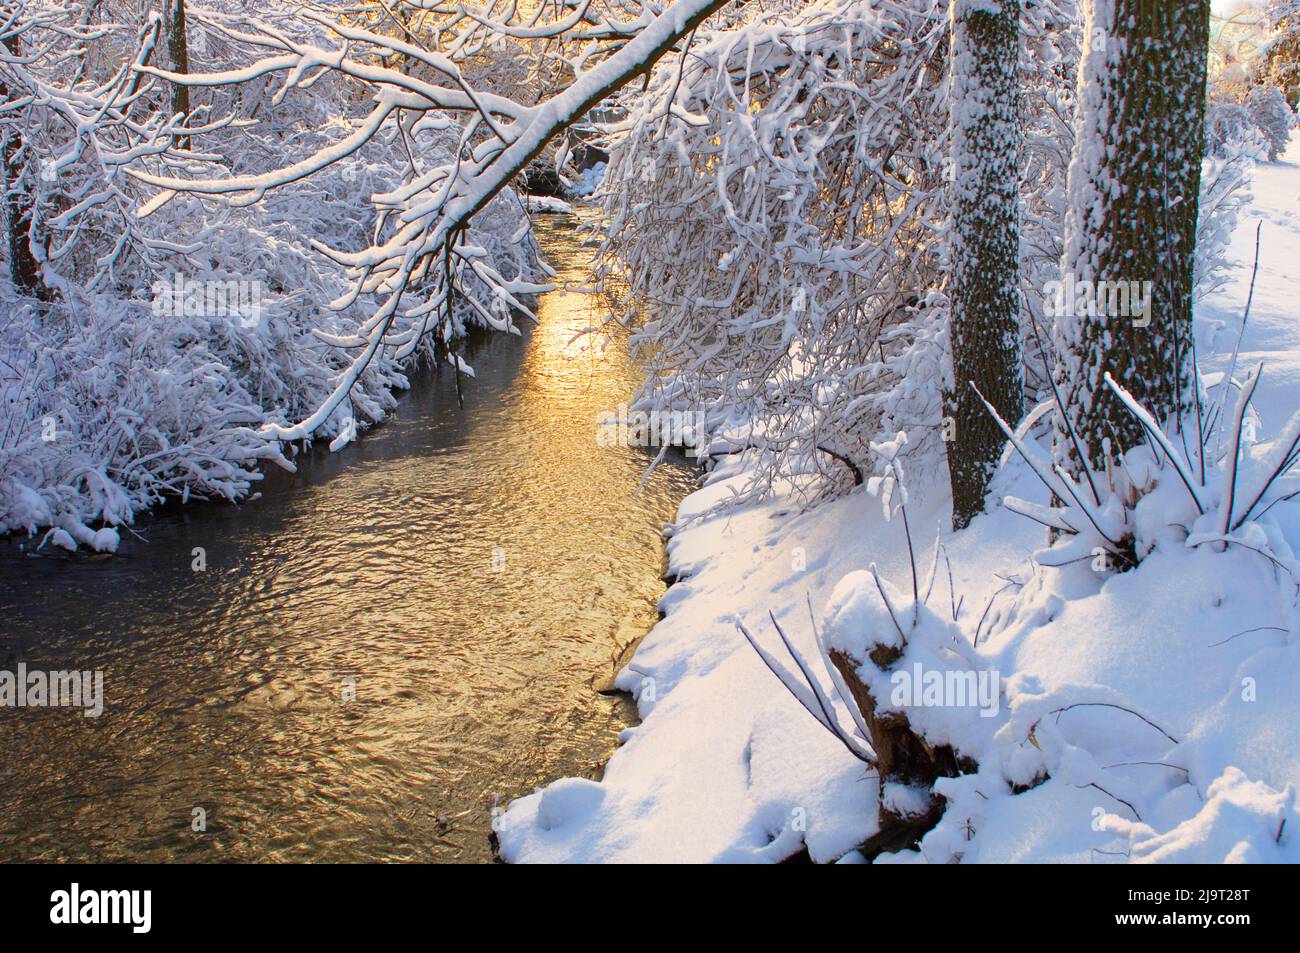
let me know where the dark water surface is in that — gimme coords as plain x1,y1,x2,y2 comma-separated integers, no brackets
0,217,696,862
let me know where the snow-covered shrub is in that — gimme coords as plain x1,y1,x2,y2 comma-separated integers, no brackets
1257,0,1300,95
0,2,542,544
1247,83,1297,160
1197,134,1260,304
0,286,292,549
982,357,1300,579
599,0,952,506
1206,100,1263,161
1204,84,1293,165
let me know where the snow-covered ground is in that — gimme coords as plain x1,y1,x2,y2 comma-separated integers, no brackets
498,143,1300,864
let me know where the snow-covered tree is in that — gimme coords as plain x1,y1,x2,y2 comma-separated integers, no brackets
1017,0,1080,391
1205,97,1266,159
1258,0,1300,99
1247,82,1297,159
946,0,1023,528
599,0,1241,513
0,0,1259,549
1055,0,1211,475
0,0,757,544
163,0,191,148
2,22,40,293
595,0,952,505
1207,1,1296,163
126,0,734,442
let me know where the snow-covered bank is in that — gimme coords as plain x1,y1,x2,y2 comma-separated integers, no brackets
497,145,1300,864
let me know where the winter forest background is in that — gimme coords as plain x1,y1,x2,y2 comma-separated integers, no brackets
4,0,1300,864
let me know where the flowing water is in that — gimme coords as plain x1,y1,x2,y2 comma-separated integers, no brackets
0,216,697,862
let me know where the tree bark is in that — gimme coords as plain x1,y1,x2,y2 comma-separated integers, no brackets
165,0,191,149
1056,0,1210,474
2,34,41,294
945,0,1024,529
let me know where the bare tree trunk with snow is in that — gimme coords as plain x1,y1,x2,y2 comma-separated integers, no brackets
946,0,1024,529
164,0,190,149
2,32,40,295
1056,0,1210,474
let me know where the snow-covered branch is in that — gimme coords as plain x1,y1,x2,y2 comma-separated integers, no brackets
124,0,732,442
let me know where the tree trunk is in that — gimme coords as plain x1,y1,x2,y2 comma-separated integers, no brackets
1055,0,1210,474
165,0,191,149
945,0,1024,529
2,34,41,294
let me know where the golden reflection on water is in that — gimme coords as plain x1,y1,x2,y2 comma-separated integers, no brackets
0,215,697,862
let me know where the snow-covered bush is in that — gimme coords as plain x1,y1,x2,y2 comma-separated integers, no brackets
1257,0,1300,95
1247,83,1297,160
599,0,952,506
0,286,293,549
1198,133,1260,303
1206,99,1264,161
983,354,1300,576
1204,82,1293,165
0,2,542,545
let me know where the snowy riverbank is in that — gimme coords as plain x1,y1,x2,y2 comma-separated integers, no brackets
497,144,1300,864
